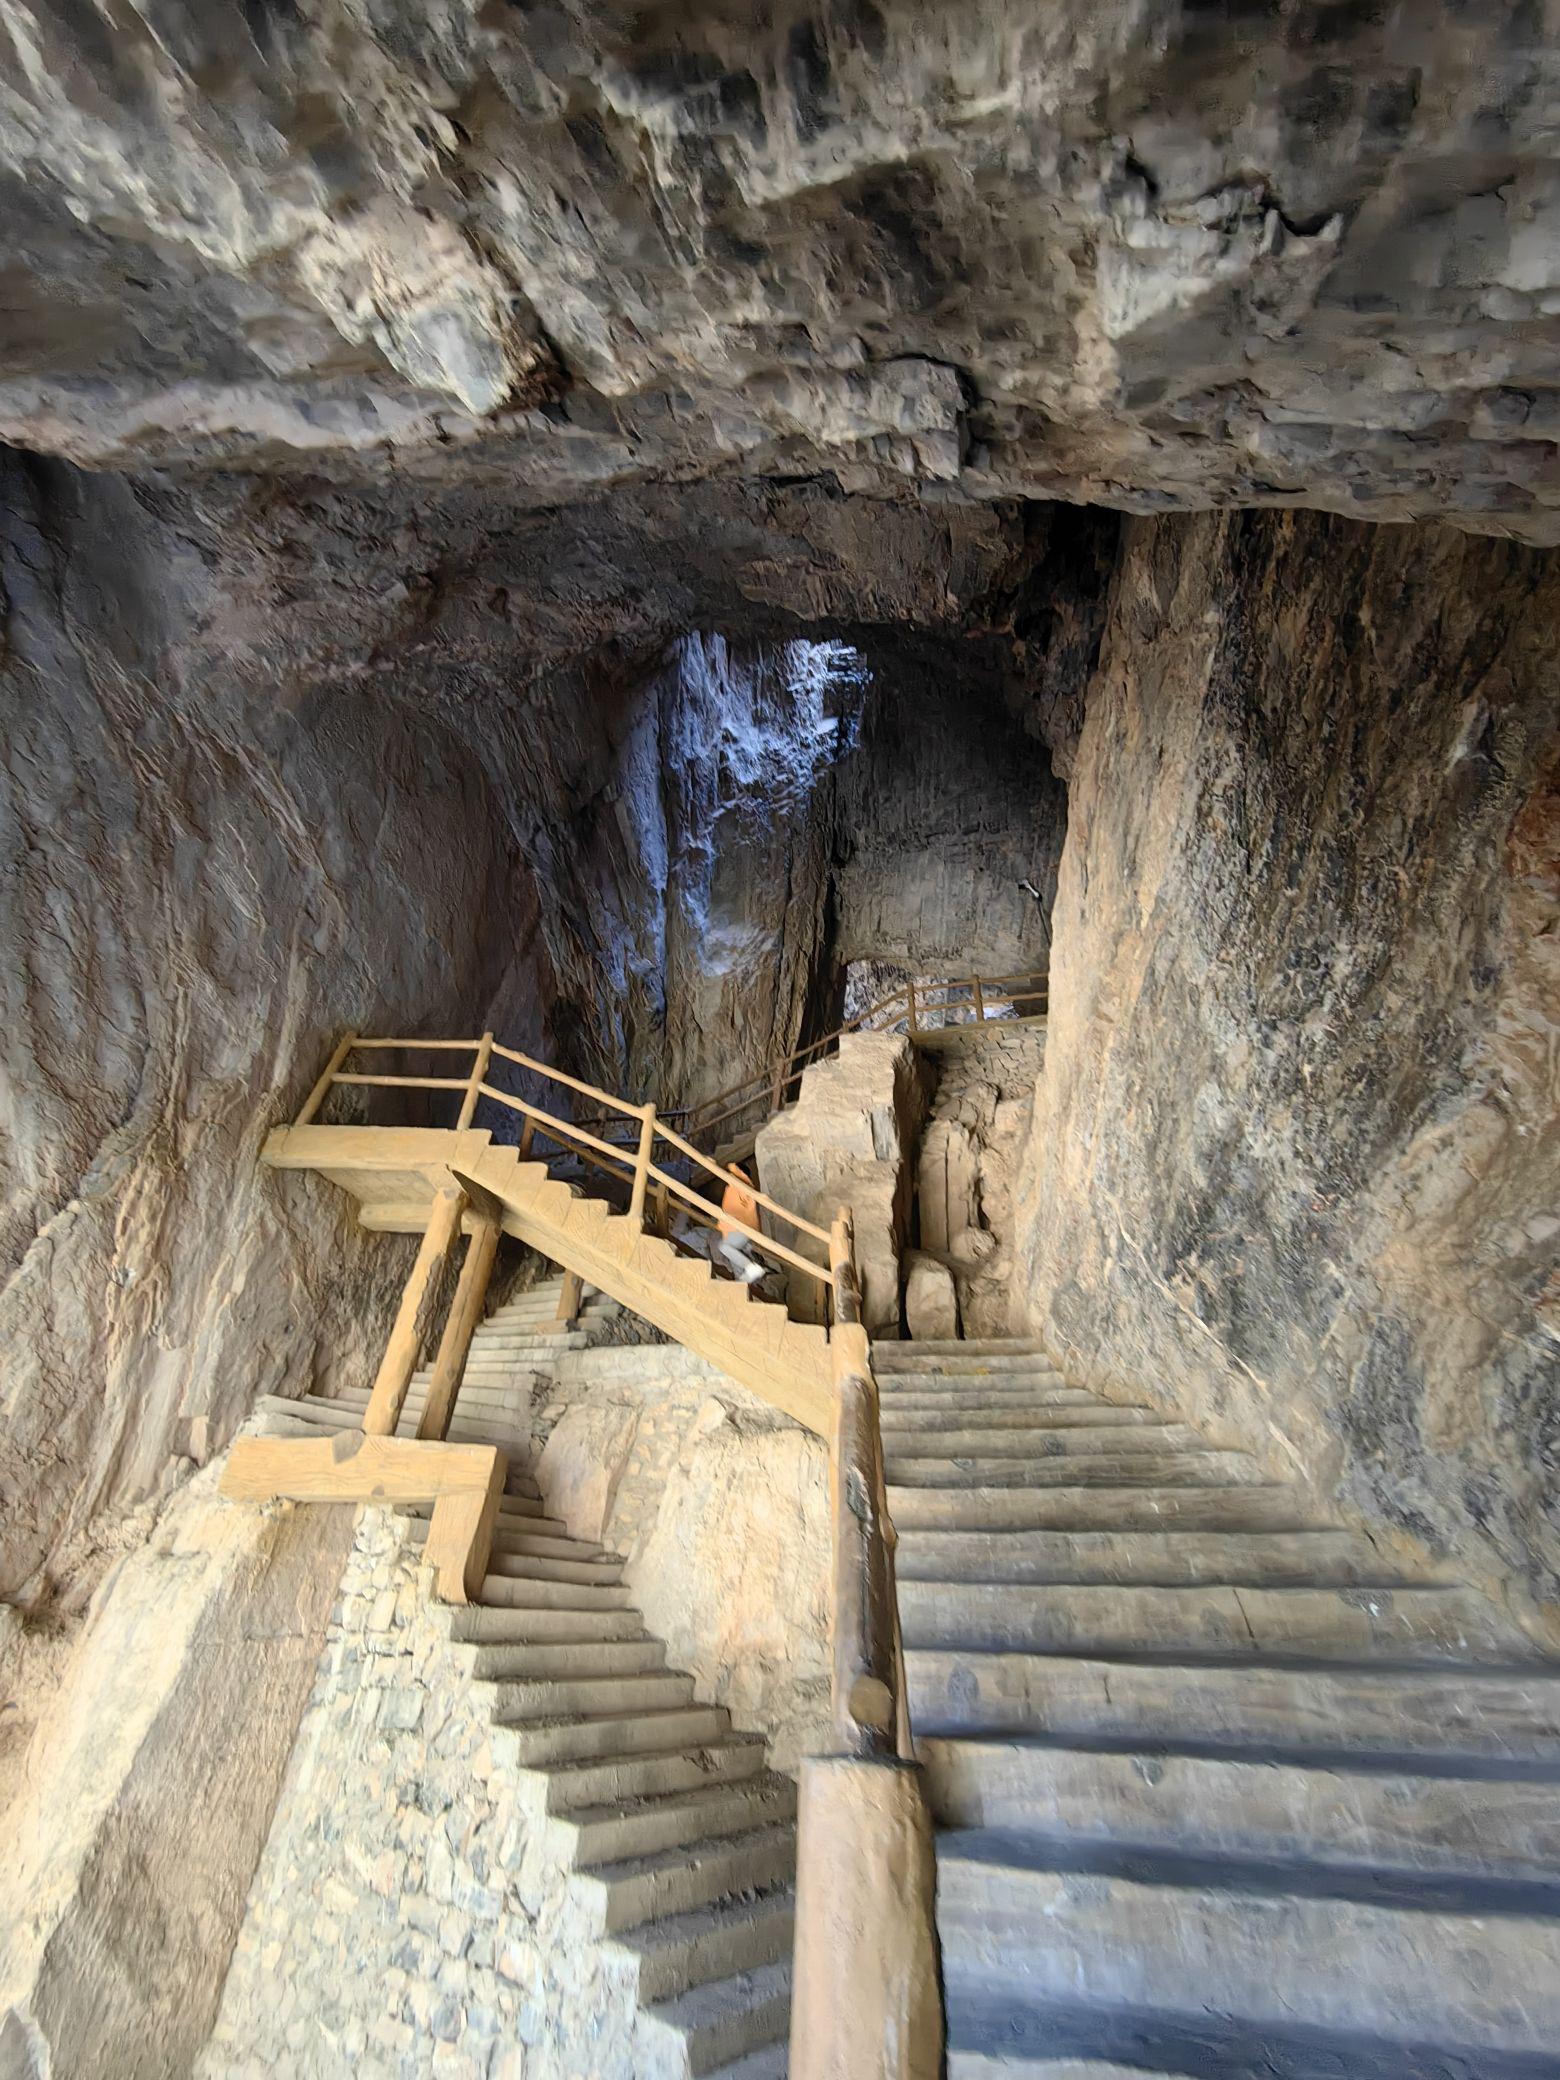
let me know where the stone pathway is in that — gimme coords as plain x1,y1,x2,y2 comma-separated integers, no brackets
887,1338,1560,2078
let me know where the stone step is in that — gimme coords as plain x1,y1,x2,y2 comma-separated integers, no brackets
880,1404,1163,1432
874,1340,1053,1363
476,1573,635,1611
936,1832,1560,2057
270,1396,529,1452
906,1650,1560,1760
335,1382,532,1410
894,1527,1417,1589
885,1452,1267,1491
889,1484,1312,1534
494,1706,733,1769
467,1636,669,1682
584,1825,798,1935
919,1740,1560,1879
641,1959,792,2074
883,1425,1207,1459
897,1580,1529,1661
404,1510,571,1544
701,2046,788,2080
443,1602,646,1645
879,1385,1102,1409
562,1774,797,1870
479,1669,697,1724
484,1548,625,1587
609,1883,795,2005
535,1737,769,1815
481,1527,619,1562
949,2063,1195,2080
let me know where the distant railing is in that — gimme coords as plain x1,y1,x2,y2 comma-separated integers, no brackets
293,1030,837,1302
679,968,1048,1152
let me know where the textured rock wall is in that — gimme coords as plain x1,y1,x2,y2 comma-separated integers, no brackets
0,1475,351,2079
4,5,1560,539
831,642,1063,976
1020,508,1560,1623
0,454,535,1636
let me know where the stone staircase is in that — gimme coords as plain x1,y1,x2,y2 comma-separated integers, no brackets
257,1275,795,2079
883,1337,1560,2078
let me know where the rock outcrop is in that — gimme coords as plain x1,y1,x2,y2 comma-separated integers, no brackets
918,1027,1045,1338
1019,507,1560,1626
4,6,1560,538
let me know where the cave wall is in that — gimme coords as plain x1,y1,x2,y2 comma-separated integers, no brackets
0,455,540,1645
1019,508,1560,1622
832,642,1064,978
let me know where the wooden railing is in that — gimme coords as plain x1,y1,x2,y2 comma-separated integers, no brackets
296,1031,838,1303
678,967,1048,1153
791,1207,940,2079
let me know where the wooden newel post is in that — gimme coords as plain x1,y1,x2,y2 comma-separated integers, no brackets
792,1207,942,2080
555,1270,584,1327
905,979,918,1033
456,1031,494,1131
972,975,985,1024
628,1103,655,1228
296,1032,357,1127
419,1211,500,1442
363,1185,466,1437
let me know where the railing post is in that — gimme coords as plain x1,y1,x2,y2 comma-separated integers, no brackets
418,1211,500,1441
972,975,985,1024
295,1031,357,1127
628,1102,655,1228
456,1031,494,1131
517,1116,535,1162
790,1210,942,2080
905,979,918,1033
554,1269,584,1327
363,1185,466,1437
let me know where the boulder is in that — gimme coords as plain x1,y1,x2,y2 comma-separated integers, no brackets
904,1254,960,1341
538,1405,640,1543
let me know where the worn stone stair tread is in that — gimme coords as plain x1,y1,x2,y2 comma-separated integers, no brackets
483,1548,625,1585
608,1881,795,2000
399,1495,557,1527
885,1452,1268,1490
880,1385,1104,1408
584,1822,799,1933
441,1601,647,1643
919,1739,1560,1877
641,1958,793,2064
937,1830,1560,2054
897,1580,1532,1660
948,2062,1197,2080
874,1340,1053,1360
404,1510,571,1544
467,1636,668,1681
700,2045,788,2080
564,1774,797,1867
884,1426,1208,1457
480,1669,697,1721
535,1735,770,1812
907,1648,1560,1757
484,1527,623,1562
476,1571,634,1609
881,1404,1166,1431
494,1705,734,1766
889,1484,1312,1533
893,1527,1420,1588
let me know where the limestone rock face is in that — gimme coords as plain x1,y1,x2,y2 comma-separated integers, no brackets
756,1033,928,1336
2,5,1559,537
1019,508,1560,1622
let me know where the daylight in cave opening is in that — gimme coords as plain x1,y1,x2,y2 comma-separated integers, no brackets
1,6,1558,2076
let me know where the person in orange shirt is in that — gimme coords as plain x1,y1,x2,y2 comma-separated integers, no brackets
715,1162,766,1284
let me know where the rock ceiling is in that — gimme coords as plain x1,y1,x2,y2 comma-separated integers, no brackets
1,1,1558,537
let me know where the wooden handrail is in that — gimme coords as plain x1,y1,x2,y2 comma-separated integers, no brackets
826,1210,909,1761
292,1033,837,1295
681,967,1049,1148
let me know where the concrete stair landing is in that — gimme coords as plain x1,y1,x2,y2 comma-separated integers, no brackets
882,1337,1560,2079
